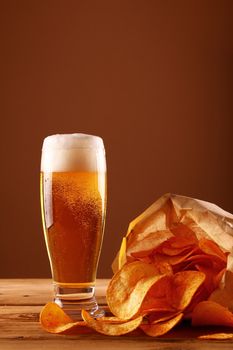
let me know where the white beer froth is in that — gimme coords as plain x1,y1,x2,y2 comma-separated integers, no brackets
41,134,106,172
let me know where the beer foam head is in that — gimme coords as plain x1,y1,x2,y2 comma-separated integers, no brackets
41,134,106,172
42,133,104,151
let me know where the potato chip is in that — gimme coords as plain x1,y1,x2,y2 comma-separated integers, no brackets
152,250,195,267
195,264,225,295
129,255,152,264
126,202,169,238
184,285,209,318
209,270,233,312
112,242,125,274
81,310,143,336
112,237,127,273
199,238,227,263
148,311,180,324
139,275,173,315
40,302,90,334
148,274,172,299
161,246,191,256
214,267,226,287
167,271,205,310
127,260,172,276
192,301,233,327
169,224,198,245
152,262,173,276
140,299,173,315
191,255,226,271
127,230,173,259
106,261,167,320
181,259,213,272
198,333,233,340
96,316,125,323
140,313,183,337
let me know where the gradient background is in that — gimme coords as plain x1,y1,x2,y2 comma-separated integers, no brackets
1,1,232,278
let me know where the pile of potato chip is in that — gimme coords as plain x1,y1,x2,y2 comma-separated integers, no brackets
40,194,233,338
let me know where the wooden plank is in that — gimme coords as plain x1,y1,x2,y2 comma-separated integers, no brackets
0,279,108,306
0,339,232,350
1,280,233,349
1,305,233,341
0,305,104,339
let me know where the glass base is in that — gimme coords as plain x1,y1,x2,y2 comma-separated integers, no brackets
54,283,105,321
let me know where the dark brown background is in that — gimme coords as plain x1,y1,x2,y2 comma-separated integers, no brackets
1,1,232,278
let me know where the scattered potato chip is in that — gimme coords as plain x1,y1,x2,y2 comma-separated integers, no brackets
192,301,233,327
40,302,90,334
140,313,183,337
198,333,233,340
106,261,167,320
81,309,143,336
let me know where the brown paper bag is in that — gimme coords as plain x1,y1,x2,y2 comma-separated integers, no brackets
113,193,233,310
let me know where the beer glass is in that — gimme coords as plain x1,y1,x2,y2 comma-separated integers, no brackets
40,134,106,319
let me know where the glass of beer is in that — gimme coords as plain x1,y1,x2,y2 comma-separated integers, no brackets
40,133,106,319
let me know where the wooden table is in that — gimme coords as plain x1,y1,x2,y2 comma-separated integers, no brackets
0,279,232,349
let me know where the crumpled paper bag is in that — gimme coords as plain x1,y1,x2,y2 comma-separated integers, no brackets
112,193,233,311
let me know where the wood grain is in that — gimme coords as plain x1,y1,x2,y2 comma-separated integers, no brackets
1,339,232,350
0,279,108,306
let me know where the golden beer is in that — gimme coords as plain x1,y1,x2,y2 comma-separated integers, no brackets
40,171,105,284
40,134,106,318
